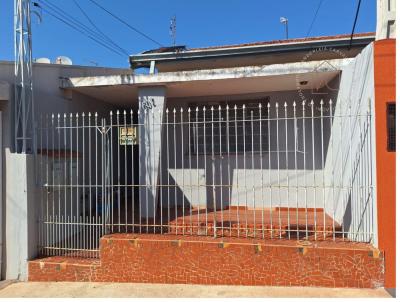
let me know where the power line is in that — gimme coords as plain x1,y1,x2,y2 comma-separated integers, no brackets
38,0,125,54
39,0,109,41
33,2,126,57
36,0,126,56
348,0,362,49
306,0,324,37
73,0,129,55
87,0,163,47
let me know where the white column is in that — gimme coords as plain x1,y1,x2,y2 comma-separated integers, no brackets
138,86,166,219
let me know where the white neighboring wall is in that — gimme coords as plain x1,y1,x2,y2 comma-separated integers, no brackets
323,43,376,243
376,0,396,40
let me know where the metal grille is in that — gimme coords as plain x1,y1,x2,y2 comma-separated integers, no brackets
36,99,375,258
387,103,395,152
188,102,270,154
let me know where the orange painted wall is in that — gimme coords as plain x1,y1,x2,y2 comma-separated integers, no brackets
374,39,396,289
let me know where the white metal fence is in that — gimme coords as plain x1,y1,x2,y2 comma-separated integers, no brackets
36,98,375,257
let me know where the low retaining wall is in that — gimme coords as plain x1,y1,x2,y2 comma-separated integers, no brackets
29,234,384,288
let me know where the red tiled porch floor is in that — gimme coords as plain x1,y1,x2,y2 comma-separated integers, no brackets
163,207,342,240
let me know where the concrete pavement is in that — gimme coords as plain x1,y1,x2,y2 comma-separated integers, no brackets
0,281,393,298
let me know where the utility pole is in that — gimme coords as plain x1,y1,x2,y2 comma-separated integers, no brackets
14,0,35,154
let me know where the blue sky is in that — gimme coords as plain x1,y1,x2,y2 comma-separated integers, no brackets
0,0,376,68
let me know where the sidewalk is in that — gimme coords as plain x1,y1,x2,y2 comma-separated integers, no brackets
0,281,393,298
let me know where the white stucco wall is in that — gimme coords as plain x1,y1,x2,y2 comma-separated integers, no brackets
158,87,339,211
323,43,376,243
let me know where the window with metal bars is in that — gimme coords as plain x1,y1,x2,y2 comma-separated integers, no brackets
188,102,270,155
387,103,396,152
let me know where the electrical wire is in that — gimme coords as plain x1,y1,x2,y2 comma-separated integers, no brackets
348,0,362,49
36,0,126,56
73,0,129,56
306,0,324,37
87,0,163,47
33,2,126,57
38,0,124,54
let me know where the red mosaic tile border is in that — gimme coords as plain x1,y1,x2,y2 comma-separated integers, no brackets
29,234,384,288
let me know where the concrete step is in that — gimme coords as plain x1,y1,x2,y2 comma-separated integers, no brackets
29,233,384,288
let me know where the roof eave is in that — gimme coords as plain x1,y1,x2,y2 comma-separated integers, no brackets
129,35,374,69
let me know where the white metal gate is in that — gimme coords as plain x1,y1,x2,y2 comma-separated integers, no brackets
36,98,375,258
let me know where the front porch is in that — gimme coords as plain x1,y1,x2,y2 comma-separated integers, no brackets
28,43,380,288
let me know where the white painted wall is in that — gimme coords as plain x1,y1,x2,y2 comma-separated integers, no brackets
323,44,376,243
159,88,339,211
376,0,396,40
4,151,37,280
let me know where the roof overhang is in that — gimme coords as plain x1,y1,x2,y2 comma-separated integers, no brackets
61,58,350,106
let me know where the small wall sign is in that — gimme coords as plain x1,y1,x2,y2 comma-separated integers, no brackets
119,126,138,145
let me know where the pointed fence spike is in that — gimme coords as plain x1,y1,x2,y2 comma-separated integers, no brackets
267,102,270,108
195,106,199,112
320,99,324,105
258,103,262,108
234,104,237,109
188,107,191,112
130,109,134,114
275,102,279,108
293,101,296,107
226,104,229,109
284,102,287,107
166,108,169,113
88,112,91,117
310,99,314,105
180,107,183,113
